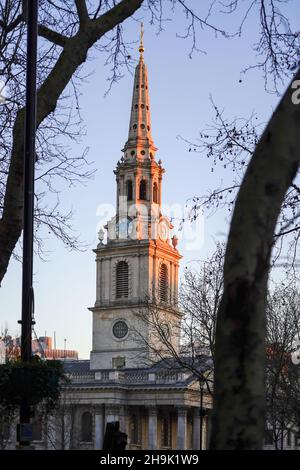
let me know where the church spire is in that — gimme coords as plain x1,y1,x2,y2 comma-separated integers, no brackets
123,24,157,159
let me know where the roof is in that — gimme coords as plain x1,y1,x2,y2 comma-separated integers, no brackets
63,359,90,374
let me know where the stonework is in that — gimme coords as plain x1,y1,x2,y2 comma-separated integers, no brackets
89,40,182,371
0,35,212,451
56,40,213,451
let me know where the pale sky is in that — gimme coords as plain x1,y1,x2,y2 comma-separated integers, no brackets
1,2,299,358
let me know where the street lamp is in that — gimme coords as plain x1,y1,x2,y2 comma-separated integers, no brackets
17,0,38,446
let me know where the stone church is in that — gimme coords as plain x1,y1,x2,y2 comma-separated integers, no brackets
3,31,212,451
54,32,212,451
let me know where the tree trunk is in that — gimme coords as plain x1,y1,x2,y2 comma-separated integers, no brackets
210,68,300,449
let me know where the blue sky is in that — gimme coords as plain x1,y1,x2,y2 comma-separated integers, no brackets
1,1,299,357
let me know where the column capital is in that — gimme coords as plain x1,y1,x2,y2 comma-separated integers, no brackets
105,404,120,415
93,404,105,414
148,406,158,417
177,406,189,417
193,408,201,418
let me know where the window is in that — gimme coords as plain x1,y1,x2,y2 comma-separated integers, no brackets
264,429,273,446
112,356,126,368
287,429,291,446
112,321,128,339
153,182,158,203
32,417,42,441
116,261,129,299
160,414,171,448
81,412,93,442
126,180,133,201
130,414,140,445
159,264,168,302
139,180,147,200
0,420,10,441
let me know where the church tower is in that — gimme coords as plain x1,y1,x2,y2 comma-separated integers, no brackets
90,27,182,370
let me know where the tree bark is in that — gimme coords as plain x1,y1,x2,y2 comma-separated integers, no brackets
0,0,144,285
210,68,300,449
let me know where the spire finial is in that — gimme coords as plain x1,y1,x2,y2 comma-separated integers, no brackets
139,22,144,58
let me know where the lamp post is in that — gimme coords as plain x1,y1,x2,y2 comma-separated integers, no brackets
18,0,38,446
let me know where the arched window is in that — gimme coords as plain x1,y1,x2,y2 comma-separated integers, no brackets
160,414,171,448
116,261,129,299
81,412,93,442
0,420,10,441
139,179,147,200
126,180,133,201
153,182,158,203
32,416,42,441
130,414,140,445
159,264,168,302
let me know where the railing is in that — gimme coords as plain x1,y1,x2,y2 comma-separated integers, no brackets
123,371,149,383
68,370,189,385
69,372,95,383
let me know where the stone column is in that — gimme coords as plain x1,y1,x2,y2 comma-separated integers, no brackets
64,413,71,450
158,176,162,206
206,412,212,449
94,406,104,450
177,408,188,450
96,258,102,304
105,405,120,426
54,410,72,450
148,407,158,450
173,263,177,304
192,409,201,450
118,406,127,434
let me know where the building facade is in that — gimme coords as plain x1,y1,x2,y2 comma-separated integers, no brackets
1,31,212,451
56,32,212,451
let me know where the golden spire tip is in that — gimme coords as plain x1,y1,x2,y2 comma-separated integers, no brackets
139,22,144,57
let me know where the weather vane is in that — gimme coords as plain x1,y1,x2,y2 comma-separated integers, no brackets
139,22,144,57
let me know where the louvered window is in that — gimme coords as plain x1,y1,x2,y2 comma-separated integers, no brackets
127,180,133,201
139,179,147,200
116,261,129,299
81,412,93,442
153,182,158,203
159,264,168,302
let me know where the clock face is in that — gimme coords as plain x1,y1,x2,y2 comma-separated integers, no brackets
112,320,128,340
118,218,133,239
158,219,169,241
